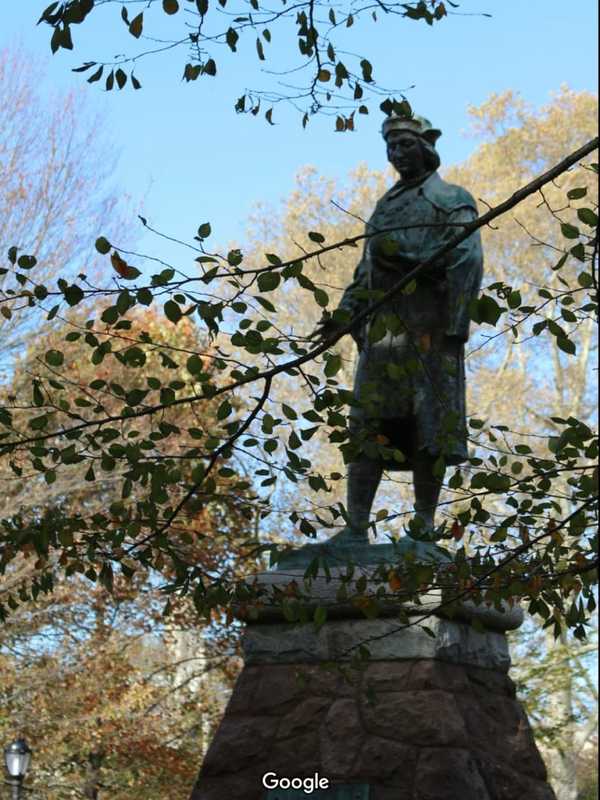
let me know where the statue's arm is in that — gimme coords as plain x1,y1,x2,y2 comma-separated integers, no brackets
310,235,372,346
444,204,483,341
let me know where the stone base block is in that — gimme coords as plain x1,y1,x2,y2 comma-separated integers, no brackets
243,616,512,672
190,658,556,800
241,563,524,631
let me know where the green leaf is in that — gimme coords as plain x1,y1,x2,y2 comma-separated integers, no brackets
561,223,579,239
257,271,281,292
87,65,104,83
556,336,576,355
254,295,276,312
324,353,342,377
151,268,175,286
164,300,182,324
17,254,37,270
45,349,64,367
507,290,521,309
101,306,119,325
197,222,212,239
123,346,146,367
514,444,532,454
226,27,239,51
187,355,204,375
308,231,325,243
95,237,111,254
63,284,84,306
281,403,297,420
32,381,44,407
227,249,243,267
313,288,329,307
577,271,593,288
50,26,61,53
217,400,232,420
470,294,504,326
577,207,598,227
567,187,587,200
368,315,387,343
288,430,301,449
137,287,153,306
570,243,585,262
115,68,127,89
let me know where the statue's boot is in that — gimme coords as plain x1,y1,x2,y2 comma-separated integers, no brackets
326,526,370,548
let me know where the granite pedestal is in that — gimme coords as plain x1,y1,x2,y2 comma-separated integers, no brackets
190,543,556,800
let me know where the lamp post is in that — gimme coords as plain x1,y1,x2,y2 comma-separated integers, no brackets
3,739,31,800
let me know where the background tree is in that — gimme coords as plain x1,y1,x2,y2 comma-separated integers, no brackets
0,571,241,799
0,46,128,376
1,307,254,798
510,618,598,800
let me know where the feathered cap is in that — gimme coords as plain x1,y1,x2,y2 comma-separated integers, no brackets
381,114,442,144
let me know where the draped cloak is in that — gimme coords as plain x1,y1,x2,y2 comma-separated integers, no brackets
338,170,483,471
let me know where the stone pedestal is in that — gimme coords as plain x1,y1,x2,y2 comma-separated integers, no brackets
190,550,556,800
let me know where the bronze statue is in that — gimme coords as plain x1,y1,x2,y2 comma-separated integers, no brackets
314,114,483,545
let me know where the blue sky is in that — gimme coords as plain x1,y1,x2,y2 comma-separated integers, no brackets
2,1,598,259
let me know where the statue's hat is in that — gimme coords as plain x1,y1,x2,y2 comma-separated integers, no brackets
382,114,441,144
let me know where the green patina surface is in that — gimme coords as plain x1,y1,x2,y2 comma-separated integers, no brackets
274,536,450,571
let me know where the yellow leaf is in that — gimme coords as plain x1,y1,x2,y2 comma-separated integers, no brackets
388,569,402,592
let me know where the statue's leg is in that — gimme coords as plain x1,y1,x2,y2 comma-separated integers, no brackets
412,451,445,531
329,457,383,545
347,457,384,533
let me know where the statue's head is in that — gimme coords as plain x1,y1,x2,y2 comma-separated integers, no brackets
382,114,441,178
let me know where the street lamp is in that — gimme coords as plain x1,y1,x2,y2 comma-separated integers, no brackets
3,739,31,800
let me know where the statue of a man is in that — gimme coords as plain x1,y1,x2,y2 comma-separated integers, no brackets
315,114,483,545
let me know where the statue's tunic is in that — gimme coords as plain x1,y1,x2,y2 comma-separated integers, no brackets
338,171,483,470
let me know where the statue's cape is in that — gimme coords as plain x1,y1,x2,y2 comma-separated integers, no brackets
386,171,478,215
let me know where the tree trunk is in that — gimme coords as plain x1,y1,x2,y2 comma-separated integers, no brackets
83,750,104,800
544,630,578,800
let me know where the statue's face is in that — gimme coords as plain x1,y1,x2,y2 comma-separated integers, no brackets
386,131,427,179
